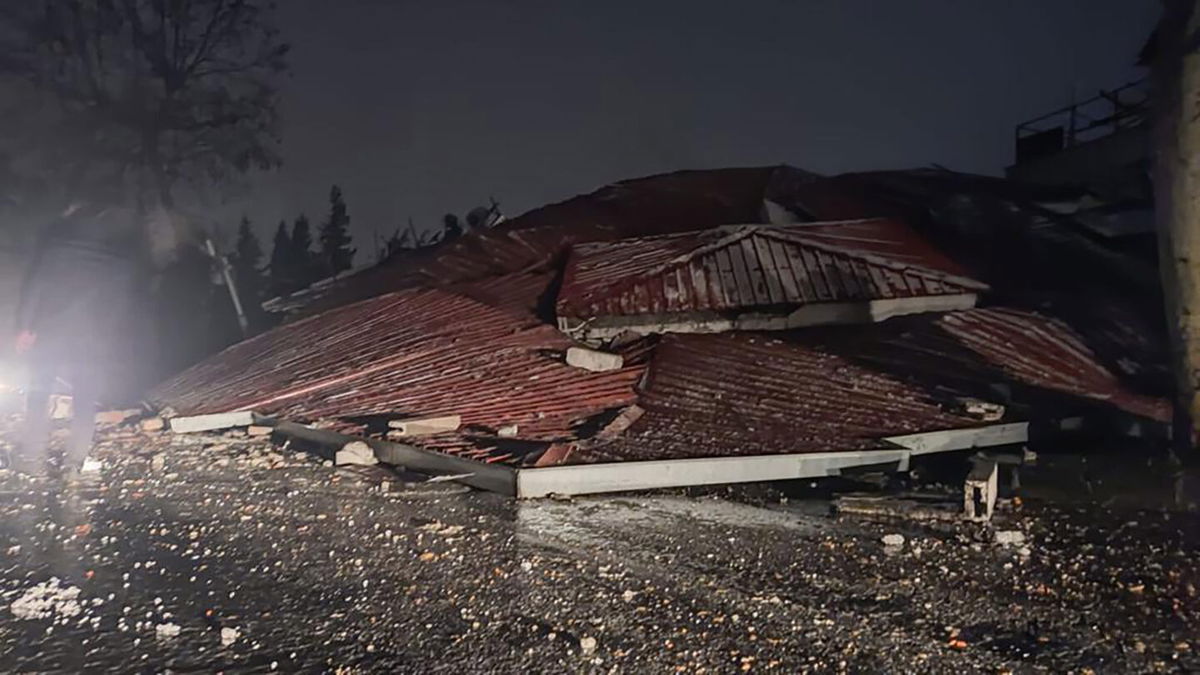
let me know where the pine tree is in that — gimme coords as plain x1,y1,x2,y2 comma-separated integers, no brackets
268,220,293,296
233,217,263,279
320,184,356,276
290,214,316,287
231,216,265,325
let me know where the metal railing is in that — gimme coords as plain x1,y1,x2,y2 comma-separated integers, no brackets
1014,79,1149,163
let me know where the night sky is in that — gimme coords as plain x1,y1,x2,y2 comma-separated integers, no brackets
233,1,1157,248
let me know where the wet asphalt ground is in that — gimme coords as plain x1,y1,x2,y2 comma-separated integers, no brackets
0,423,1198,673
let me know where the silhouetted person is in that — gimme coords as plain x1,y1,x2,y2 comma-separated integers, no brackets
11,203,141,480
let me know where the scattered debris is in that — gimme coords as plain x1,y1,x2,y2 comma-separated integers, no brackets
220,627,240,645
387,415,461,436
994,530,1027,547
955,398,1005,422
140,417,165,432
881,533,905,548
247,425,273,437
335,441,378,466
425,473,474,483
155,622,182,638
565,346,624,372
835,494,961,522
579,635,598,655
10,580,83,621
497,424,519,438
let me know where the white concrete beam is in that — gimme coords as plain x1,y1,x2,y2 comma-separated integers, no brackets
169,411,257,433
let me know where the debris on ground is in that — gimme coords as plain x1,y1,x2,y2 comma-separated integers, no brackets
0,414,1195,672
9,579,84,621
835,494,961,522
994,530,1027,547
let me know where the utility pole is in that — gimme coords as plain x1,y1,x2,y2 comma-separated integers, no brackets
205,238,249,337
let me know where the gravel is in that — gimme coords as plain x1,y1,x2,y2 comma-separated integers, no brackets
0,417,1196,672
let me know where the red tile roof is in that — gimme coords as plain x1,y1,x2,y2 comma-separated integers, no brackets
299,167,780,314
585,306,1168,463
587,331,981,461
558,220,986,320
152,288,646,465
936,308,1168,421
822,307,1170,423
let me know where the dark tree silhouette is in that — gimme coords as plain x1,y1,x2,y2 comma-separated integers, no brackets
267,220,294,296
290,214,318,287
319,185,355,276
442,214,464,241
231,216,265,324
0,1,290,208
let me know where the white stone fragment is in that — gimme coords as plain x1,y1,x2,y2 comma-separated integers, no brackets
565,347,624,372
994,530,1026,547
335,441,378,466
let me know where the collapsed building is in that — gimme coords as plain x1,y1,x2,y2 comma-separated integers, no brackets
151,165,1170,497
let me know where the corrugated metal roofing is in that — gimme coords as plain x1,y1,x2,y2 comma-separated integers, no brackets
558,220,986,319
824,307,1169,423
586,331,981,462
152,288,645,465
937,308,1168,421
585,306,1168,463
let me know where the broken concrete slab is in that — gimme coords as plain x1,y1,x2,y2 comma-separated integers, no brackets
140,417,165,433
497,424,519,438
565,346,624,372
387,415,461,436
336,441,379,466
169,411,256,434
247,425,273,437
964,458,999,522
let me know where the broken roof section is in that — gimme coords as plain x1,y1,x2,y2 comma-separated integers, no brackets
582,306,1167,464
557,219,987,339
152,287,646,466
154,165,1170,493
277,166,886,319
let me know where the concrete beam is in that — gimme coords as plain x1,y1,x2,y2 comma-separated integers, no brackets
169,411,257,434
516,449,910,498
883,422,1028,457
271,421,515,495
516,422,1027,498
